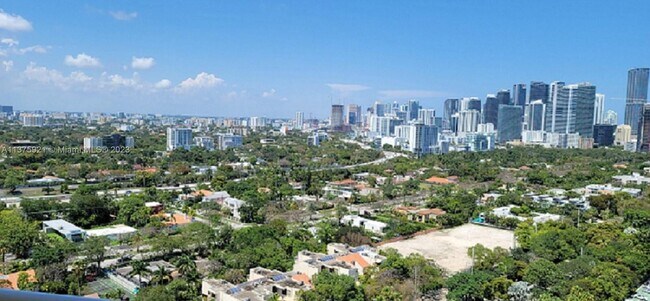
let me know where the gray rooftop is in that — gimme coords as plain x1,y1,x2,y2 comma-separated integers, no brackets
43,219,85,235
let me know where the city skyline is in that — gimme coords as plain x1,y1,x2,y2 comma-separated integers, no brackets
1,1,649,118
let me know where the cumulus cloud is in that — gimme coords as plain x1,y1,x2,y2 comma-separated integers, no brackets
1,38,18,47
154,79,172,89
326,83,370,93
261,88,276,98
22,63,93,89
131,56,155,70
177,72,223,91
2,60,12,71
64,53,102,68
104,73,140,88
378,89,447,98
0,10,33,31
109,11,138,21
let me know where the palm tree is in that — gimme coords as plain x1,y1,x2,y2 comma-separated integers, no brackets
71,260,87,295
151,266,172,286
129,260,150,286
174,255,197,277
131,232,143,254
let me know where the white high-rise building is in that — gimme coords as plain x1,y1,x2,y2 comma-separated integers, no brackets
477,123,495,133
417,109,436,126
395,124,438,156
545,82,596,137
615,124,632,145
594,93,605,124
125,137,135,148
545,81,565,133
194,136,215,150
216,133,243,150
460,97,481,111
604,110,618,125
295,111,304,129
249,117,266,129
369,115,394,137
166,128,193,151
21,114,44,127
457,110,480,134
83,137,103,150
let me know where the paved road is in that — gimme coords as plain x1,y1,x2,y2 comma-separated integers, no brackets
314,139,407,171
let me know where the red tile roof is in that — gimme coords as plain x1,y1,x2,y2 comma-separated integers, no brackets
337,253,370,269
291,273,312,286
425,176,454,185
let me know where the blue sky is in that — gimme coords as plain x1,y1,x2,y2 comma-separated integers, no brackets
0,1,649,119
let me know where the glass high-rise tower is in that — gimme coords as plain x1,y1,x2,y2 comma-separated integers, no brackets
624,68,650,135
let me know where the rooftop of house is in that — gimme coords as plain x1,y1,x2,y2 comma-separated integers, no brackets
329,179,357,186
424,176,456,185
415,208,446,216
42,219,85,235
192,189,214,197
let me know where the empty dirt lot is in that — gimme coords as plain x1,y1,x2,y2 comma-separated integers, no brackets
379,223,515,274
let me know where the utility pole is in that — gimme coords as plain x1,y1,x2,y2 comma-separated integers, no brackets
413,264,420,301
471,246,475,274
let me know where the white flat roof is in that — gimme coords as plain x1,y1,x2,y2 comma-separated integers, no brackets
86,224,137,237
43,219,85,235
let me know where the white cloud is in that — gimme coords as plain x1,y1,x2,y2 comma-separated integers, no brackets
378,89,447,98
177,72,224,91
22,63,93,89
326,83,370,93
261,88,276,98
108,74,137,87
0,10,33,31
154,79,172,89
0,40,48,56
2,60,12,71
64,53,102,68
131,56,155,70
17,45,48,54
69,71,92,83
1,38,18,47
109,11,138,21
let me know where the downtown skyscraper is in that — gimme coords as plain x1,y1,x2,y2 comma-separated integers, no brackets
443,98,459,130
346,104,361,125
545,82,596,137
497,105,523,143
512,83,527,107
528,81,550,104
330,104,344,130
624,68,650,135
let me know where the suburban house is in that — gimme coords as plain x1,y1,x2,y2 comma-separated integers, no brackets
202,191,231,204
42,219,86,242
424,176,458,185
223,197,246,220
395,206,446,223
612,173,650,185
340,215,387,235
144,201,164,214
202,268,309,301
